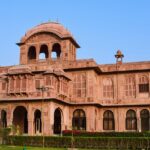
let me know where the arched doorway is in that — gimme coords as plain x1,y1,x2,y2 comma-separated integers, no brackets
1,110,7,128
13,106,28,134
34,109,42,134
72,109,86,130
54,108,61,134
140,109,149,131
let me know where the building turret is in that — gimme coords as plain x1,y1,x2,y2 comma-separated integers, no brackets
17,22,80,65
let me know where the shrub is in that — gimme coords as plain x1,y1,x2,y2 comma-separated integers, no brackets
62,130,150,137
0,127,11,144
5,136,150,149
6,136,72,148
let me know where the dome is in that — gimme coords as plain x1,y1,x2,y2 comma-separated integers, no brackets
20,22,80,47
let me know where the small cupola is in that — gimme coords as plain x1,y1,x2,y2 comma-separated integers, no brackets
18,22,80,65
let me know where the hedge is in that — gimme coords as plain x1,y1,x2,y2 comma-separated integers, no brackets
0,128,11,144
62,130,150,137
5,136,150,149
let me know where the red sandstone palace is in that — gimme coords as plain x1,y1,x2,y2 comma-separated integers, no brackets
0,22,150,135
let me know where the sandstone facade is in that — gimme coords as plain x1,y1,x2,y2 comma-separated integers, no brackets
0,22,150,135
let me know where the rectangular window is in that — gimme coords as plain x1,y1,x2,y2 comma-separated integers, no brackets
139,84,149,93
125,77,136,97
73,73,86,98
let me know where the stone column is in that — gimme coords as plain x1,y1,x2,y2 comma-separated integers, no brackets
20,76,23,92
28,106,34,135
137,109,141,132
62,106,69,131
7,106,13,127
28,118,33,135
36,44,40,61
98,109,103,132
49,102,55,135
13,76,16,93
138,118,141,132
48,43,52,62
43,104,50,136
86,107,95,131
115,108,119,132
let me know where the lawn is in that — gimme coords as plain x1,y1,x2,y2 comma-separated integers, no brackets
0,145,67,150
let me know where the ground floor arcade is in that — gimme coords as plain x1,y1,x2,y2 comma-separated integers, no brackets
0,100,150,135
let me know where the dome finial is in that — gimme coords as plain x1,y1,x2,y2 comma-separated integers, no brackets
115,50,124,64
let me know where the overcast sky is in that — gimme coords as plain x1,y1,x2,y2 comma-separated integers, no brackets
0,0,150,66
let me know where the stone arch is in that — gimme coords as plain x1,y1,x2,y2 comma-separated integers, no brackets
13,106,28,134
39,44,49,60
28,46,36,62
53,108,63,134
72,109,86,130
1,110,7,128
51,43,61,59
140,109,149,131
34,109,42,134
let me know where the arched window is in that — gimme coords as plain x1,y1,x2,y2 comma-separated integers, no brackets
39,44,49,60
1,110,7,128
139,76,149,93
140,109,149,131
125,76,136,97
73,73,86,97
28,46,36,61
72,109,86,130
34,109,41,134
103,78,113,98
51,43,61,59
103,110,115,130
126,110,137,130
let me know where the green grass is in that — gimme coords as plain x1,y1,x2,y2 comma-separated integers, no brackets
0,145,67,150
